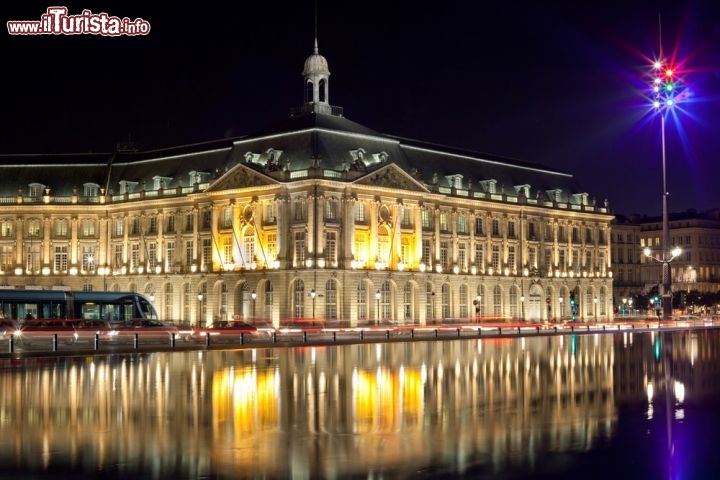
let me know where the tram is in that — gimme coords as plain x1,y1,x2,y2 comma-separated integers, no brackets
0,290,159,324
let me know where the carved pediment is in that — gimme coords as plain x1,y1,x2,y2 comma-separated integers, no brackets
354,164,429,192
206,164,277,192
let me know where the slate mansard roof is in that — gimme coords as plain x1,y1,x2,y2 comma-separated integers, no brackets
0,110,599,209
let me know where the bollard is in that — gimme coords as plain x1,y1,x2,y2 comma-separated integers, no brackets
603,325,606,331
360,330,364,340
170,333,176,348
205,332,210,347
52,334,58,352
478,328,482,337
553,326,557,333
333,331,336,342
536,326,540,334
8,335,13,353
134,333,139,349
571,326,574,333
457,328,461,338
411,329,414,339
303,331,307,343
586,325,590,332
94,333,99,350
517,327,520,335
386,330,390,339
272,331,277,344
240,332,244,345
434,329,438,338
498,327,502,335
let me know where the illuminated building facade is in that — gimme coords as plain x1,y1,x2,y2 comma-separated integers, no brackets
0,42,614,326
612,211,720,306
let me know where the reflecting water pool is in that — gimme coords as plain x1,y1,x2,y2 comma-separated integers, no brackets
1,329,720,479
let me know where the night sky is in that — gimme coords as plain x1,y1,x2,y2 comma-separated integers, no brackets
2,1,719,216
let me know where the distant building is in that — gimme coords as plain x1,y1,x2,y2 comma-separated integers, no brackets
612,210,720,309
0,40,614,325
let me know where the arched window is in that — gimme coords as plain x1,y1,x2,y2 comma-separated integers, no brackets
509,285,518,318
357,282,367,321
325,279,337,320
476,285,485,317
377,225,390,266
243,226,255,267
493,285,502,317
380,281,391,321
294,279,305,319
403,282,412,322
459,284,468,319
264,281,274,321
441,283,450,319
426,282,434,321
164,283,173,320
219,283,228,321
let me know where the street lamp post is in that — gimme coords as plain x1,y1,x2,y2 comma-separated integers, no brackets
197,293,204,328
594,296,598,322
558,296,564,321
648,39,688,319
251,290,257,325
375,290,381,326
310,289,316,321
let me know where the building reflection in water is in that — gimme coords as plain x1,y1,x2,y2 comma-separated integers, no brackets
0,330,719,478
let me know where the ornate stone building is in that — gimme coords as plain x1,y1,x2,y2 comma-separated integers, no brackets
0,41,614,326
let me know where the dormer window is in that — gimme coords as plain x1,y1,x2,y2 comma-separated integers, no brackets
118,180,138,195
152,176,172,190
189,171,209,185
514,184,530,197
479,179,497,194
28,183,45,199
445,174,463,189
84,182,100,197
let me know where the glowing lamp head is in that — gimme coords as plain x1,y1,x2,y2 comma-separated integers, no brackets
666,98,674,107
653,61,662,70
665,69,673,78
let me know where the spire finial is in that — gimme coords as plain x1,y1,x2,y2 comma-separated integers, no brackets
314,37,319,55
314,0,319,54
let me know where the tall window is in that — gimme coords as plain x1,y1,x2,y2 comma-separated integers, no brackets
294,199,306,221
400,238,410,265
421,209,432,229
114,218,124,237
475,217,485,235
441,284,450,319
201,210,211,229
267,234,277,261
357,282,367,321
422,239,432,266
426,283,434,320
28,219,41,237
491,245,500,271
325,280,337,320
475,243,485,271
164,284,174,320
81,219,96,237
222,238,233,266
183,283,191,322
459,284,468,319
457,214,467,234
185,240,194,268
509,285,518,318
492,219,500,237
55,219,68,237
113,244,123,270
507,246,516,272
440,241,449,270
148,217,157,234
243,227,255,267
293,280,305,319
265,203,276,223
325,232,337,265
403,282,412,321
220,207,232,229
26,244,40,274
355,203,365,223
439,212,449,231
294,232,305,267
166,214,175,234
0,246,13,273
508,221,516,238
131,244,140,271
166,241,175,270
325,199,338,221
54,245,68,273
185,212,194,232
493,285,502,317
81,245,95,273
148,242,157,269
201,239,211,270
0,220,13,237
377,226,390,265
401,208,412,227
